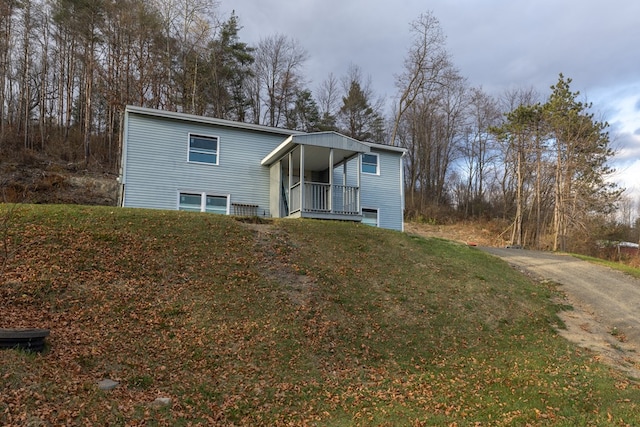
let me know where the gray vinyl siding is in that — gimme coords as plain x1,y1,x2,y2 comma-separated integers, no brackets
122,112,287,215
361,150,404,231
333,150,404,231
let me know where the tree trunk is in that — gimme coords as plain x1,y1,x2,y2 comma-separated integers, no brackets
512,145,523,246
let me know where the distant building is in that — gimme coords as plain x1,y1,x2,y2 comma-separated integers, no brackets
597,240,640,258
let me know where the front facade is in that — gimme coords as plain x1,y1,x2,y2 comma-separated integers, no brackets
118,106,406,231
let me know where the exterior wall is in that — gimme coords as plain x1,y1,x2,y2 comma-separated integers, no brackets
121,111,287,216
269,163,282,217
360,149,404,231
334,149,405,231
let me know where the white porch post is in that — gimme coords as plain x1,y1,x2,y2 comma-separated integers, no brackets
288,150,293,214
300,145,305,212
329,148,334,213
342,161,347,185
357,153,361,213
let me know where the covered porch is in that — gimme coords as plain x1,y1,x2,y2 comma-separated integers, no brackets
261,132,370,221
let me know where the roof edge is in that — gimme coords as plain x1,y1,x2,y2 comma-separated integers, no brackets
124,106,406,154
363,140,407,154
125,105,304,137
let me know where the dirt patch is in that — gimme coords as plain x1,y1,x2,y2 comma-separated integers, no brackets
244,222,317,307
554,291,640,379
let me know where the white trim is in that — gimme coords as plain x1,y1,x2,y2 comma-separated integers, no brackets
120,111,130,186
187,133,220,166
400,153,405,232
362,207,379,227
329,148,334,212
118,110,130,206
361,152,380,176
362,140,407,154
261,135,294,166
300,145,305,210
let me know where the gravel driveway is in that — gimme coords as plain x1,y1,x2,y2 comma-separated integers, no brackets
480,246,640,378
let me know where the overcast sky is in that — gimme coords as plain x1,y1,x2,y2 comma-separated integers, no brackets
223,0,639,200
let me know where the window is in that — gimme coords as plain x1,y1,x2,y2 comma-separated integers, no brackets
179,192,229,214
178,193,203,212
188,134,219,165
205,195,228,214
362,153,379,175
362,208,378,227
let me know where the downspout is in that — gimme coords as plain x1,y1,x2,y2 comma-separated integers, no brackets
400,152,406,232
288,150,293,214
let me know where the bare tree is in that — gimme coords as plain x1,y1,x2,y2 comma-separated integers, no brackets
0,0,18,147
459,87,501,217
36,2,53,151
400,65,467,214
392,11,449,146
491,87,551,247
17,0,35,149
0,0,259,169
316,72,339,130
253,34,307,127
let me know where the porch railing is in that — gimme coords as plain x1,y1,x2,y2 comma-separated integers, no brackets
289,182,359,215
332,184,359,214
290,182,301,213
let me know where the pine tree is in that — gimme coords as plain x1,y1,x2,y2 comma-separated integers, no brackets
206,12,254,121
338,80,384,142
544,74,621,251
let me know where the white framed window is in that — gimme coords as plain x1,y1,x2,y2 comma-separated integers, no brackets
362,207,379,227
178,192,229,214
178,193,203,212
204,194,228,214
361,153,379,175
188,134,219,165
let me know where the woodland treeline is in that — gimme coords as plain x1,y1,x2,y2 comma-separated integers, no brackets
1,0,632,251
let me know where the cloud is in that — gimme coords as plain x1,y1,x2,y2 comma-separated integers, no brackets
224,0,640,195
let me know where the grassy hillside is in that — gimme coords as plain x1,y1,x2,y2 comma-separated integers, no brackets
1,205,639,426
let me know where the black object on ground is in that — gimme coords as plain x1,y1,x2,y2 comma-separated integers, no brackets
0,328,50,352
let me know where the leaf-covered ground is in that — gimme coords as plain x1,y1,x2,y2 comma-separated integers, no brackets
1,205,640,426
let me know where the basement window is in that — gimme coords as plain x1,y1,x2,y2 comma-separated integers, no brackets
362,208,379,227
179,192,229,214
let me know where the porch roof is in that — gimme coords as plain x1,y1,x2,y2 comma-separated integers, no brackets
260,132,371,168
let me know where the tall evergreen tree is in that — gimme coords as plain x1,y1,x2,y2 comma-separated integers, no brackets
285,89,320,132
338,80,384,143
206,12,254,121
544,74,621,251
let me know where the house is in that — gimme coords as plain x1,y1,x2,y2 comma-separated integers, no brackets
118,106,406,231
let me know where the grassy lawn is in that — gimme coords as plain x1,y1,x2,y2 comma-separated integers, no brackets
1,204,640,426
571,253,640,279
